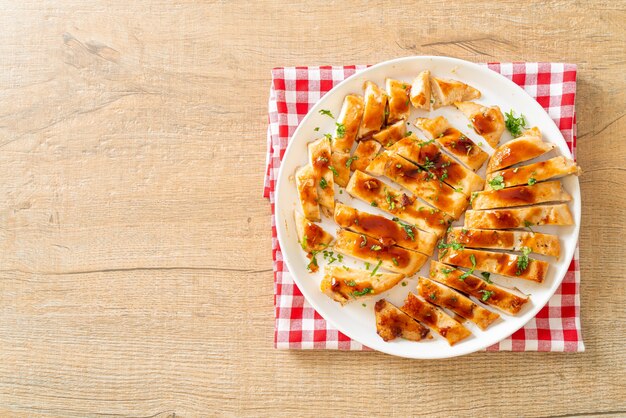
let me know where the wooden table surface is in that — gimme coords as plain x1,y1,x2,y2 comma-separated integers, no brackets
0,1,624,416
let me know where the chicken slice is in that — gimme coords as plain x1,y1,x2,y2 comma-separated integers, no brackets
386,78,412,124
375,299,430,342
371,120,407,147
332,94,364,153
471,180,572,210
487,128,554,173
464,204,574,229
351,140,382,172
295,164,320,221
308,138,334,215
320,266,404,305
357,81,387,140
295,211,333,253
486,156,581,189
410,70,431,110
430,77,481,109
446,227,560,258
454,101,505,148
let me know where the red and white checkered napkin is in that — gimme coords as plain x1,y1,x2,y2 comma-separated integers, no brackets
264,63,584,352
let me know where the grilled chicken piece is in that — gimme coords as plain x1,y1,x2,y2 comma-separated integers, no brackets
345,170,453,237
374,299,432,341
471,180,572,210
334,202,438,256
320,266,404,305
351,140,382,172
308,138,334,214
332,94,364,153
454,101,505,148
417,277,500,330
447,227,560,258
430,77,481,109
464,204,574,229
371,120,407,147
486,156,581,189
295,211,333,253
389,136,484,195
375,299,431,342
333,229,428,275
330,150,351,187
366,151,469,219
439,247,549,283
410,70,431,110
386,78,412,124
402,292,471,345
487,129,554,173
415,116,488,171
429,261,529,315
358,81,388,140
295,164,320,221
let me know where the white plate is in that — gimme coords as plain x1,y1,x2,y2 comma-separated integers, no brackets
274,56,580,359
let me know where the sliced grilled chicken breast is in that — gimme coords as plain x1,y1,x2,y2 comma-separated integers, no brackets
402,292,471,345
410,70,431,110
389,136,484,195
439,247,549,283
295,164,320,221
345,171,453,237
386,78,412,124
487,129,554,173
334,202,438,255
351,140,382,172
447,227,560,258
330,150,351,187
333,229,428,275
366,151,469,218
375,299,431,341
415,116,488,171
430,77,481,109
486,156,581,189
371,119,407,147
429,261,530,315
308,138,334,214
358,81,387,140
332,94,364,153
417,277,500,330
320,266,404,305
295,211,333,252
454,101,505,148
464,204,574,229
471,181,572,210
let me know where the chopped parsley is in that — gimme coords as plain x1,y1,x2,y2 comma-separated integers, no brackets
370,201,378,207
323,133,332,142
335,122,346,138
488,175,505,190
405,131,413,137
352,287,373,297
438,240,464,251
516,247,531,275
418,139,435,147
479,290,494,301
370,245,382,251
422,157,435,171
459,254,476,280
319,109,334,118
441,267,453,276
505,110,527,137
300,235,308,251
454,187,464,193
370,260,382,276
392,257,399,266
401,281,407,287
345,280,357,287
523,220,535,233
481,272,493,283
314,127,320,132
319,178,328,189
323,250,338,264
364,262,370,270
346,156,359,168
385,190,396,210
429,293,437,300
528,177,537,186
328,165,339,177
392,217,415,241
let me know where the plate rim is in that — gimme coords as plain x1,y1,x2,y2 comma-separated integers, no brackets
274,55,581,359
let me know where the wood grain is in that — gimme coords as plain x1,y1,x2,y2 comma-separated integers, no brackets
0,0,624,416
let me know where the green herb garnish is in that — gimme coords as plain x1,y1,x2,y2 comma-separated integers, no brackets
481,272,492,283
392,257,399,266
346,156,358,168
352,287,373,297
429,293,437,300
335,122,346,138
488,175,505,190
479,290,494,301
319,109,334,118
523,220,535,233
370,245,382,251
528,177,537,186
392,217,415,241
319,177,328,189
505,110,527,137
459,254,476,280
370,260,382,276
328,165,339,177
516,247,531,275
